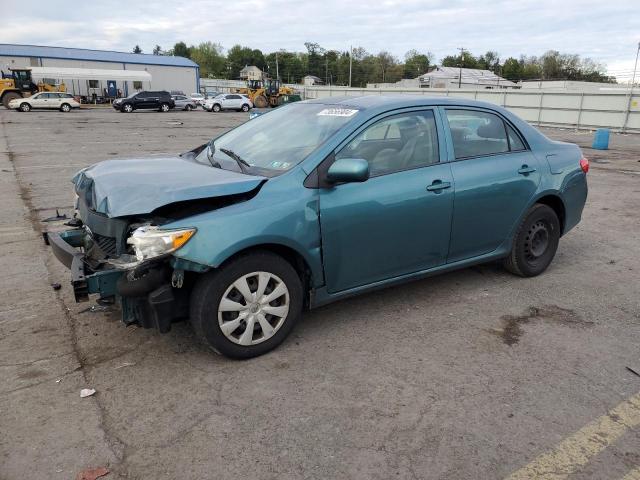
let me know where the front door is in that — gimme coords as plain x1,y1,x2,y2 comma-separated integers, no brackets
444,108,541,262
319,109,454,293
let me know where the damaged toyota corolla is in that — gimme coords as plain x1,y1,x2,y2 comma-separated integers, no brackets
48,96,588,359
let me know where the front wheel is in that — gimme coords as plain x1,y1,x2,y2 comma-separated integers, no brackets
503,204,560,277
20,102,31,112
212,104,221,112
190,252,303,359
121,103,133,113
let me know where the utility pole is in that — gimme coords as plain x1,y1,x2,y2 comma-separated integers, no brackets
325,58,328,85
622,42,640,132
458,47,465,88
276,52,279,80
349,45,353,87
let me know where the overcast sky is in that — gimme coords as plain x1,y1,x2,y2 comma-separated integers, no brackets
3,0,638,80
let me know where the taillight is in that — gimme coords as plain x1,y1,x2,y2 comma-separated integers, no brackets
580,157,589,174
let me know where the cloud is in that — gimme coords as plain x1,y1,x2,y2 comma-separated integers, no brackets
2,0,638,76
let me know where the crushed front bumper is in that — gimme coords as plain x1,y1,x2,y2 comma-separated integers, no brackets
46,228,122,302
46,228,189,333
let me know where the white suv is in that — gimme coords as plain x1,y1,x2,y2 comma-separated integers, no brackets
9,92,80,112
204,94,253,112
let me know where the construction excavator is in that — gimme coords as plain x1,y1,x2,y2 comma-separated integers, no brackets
234,77,299,108
1,68,65,108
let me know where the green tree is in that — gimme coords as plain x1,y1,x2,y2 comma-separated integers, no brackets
171,41,191,59
501,57,522,81
403,49,433,78
189,42,226,78
227,45,266,79
132,45,142,54
304,42,325,78
152,45,162,55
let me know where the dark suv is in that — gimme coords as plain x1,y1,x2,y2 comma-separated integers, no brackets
113,91,175,113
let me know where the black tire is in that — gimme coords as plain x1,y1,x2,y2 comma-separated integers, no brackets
60,103,71,112
241,104,250,112
190,251,303,359
212,103,221,112
2,91,21,109
20,102,31,112
503,204,560,277
159,103,170,112
186,104,193,111
121,103,133,113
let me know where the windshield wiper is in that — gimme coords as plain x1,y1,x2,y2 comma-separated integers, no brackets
206,141,222,168
220,148,251,173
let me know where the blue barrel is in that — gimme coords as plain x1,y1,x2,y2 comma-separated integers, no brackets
592,128,610,150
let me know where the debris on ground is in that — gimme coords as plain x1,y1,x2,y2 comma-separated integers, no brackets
114,362,136,369
78,305,112,314
80,388,96,398
42,209,68,222
167,121,183,125
76,466,109,480
51,283,62,290
626,366,640,377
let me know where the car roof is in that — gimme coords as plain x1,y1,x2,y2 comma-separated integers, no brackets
302,95,502,111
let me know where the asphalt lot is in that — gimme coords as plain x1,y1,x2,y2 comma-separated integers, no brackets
1,106,639,480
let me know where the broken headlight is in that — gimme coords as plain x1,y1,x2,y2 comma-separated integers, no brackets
127,225,196,263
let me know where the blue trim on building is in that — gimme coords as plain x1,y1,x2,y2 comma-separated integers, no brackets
0,43,198,68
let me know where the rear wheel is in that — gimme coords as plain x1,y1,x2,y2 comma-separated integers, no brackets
159,103,170,112
241,104,250,112
190,251,303,359
60,103,71,112
503,204,560,277
20,102,31,112
2,91,21,109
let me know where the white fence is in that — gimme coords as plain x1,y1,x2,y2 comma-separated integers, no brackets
301,86,640,132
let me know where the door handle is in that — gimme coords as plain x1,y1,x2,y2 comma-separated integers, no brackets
426,180,451,192
518,165,536,175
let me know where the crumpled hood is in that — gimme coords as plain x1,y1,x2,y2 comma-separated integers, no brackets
72,156,266,218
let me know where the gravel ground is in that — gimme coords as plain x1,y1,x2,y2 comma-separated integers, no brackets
1,107,639,480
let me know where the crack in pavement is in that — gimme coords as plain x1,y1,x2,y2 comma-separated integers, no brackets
1,118,129,474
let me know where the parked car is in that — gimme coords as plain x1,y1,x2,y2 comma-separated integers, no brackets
9,92,80,112
204,94,253,112
171,94,197,111
112,91,175,112
48,97,588,359
190,93,206,107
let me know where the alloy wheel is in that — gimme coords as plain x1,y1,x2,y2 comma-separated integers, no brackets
217,271,290,346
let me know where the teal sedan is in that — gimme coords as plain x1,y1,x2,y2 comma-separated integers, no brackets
48,96,588,358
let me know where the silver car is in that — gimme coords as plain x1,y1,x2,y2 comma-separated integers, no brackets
171,95,197,111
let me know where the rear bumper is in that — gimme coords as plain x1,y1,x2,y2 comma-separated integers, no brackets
46,229,122,302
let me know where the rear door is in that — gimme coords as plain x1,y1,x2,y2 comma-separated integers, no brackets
319,108,454,292
443,108,540,263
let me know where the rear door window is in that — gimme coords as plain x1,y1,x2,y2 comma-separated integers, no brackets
446,110,511,159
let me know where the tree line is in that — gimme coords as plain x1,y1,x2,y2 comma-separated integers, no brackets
132,43,615,86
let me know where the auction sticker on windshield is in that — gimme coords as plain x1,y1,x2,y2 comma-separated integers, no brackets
317,108,359,117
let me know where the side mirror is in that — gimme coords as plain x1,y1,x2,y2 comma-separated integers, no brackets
326,158,370,184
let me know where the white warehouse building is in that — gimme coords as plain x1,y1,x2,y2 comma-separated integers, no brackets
0,44,199,99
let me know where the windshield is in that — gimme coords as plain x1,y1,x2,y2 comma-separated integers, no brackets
195,103,359,175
